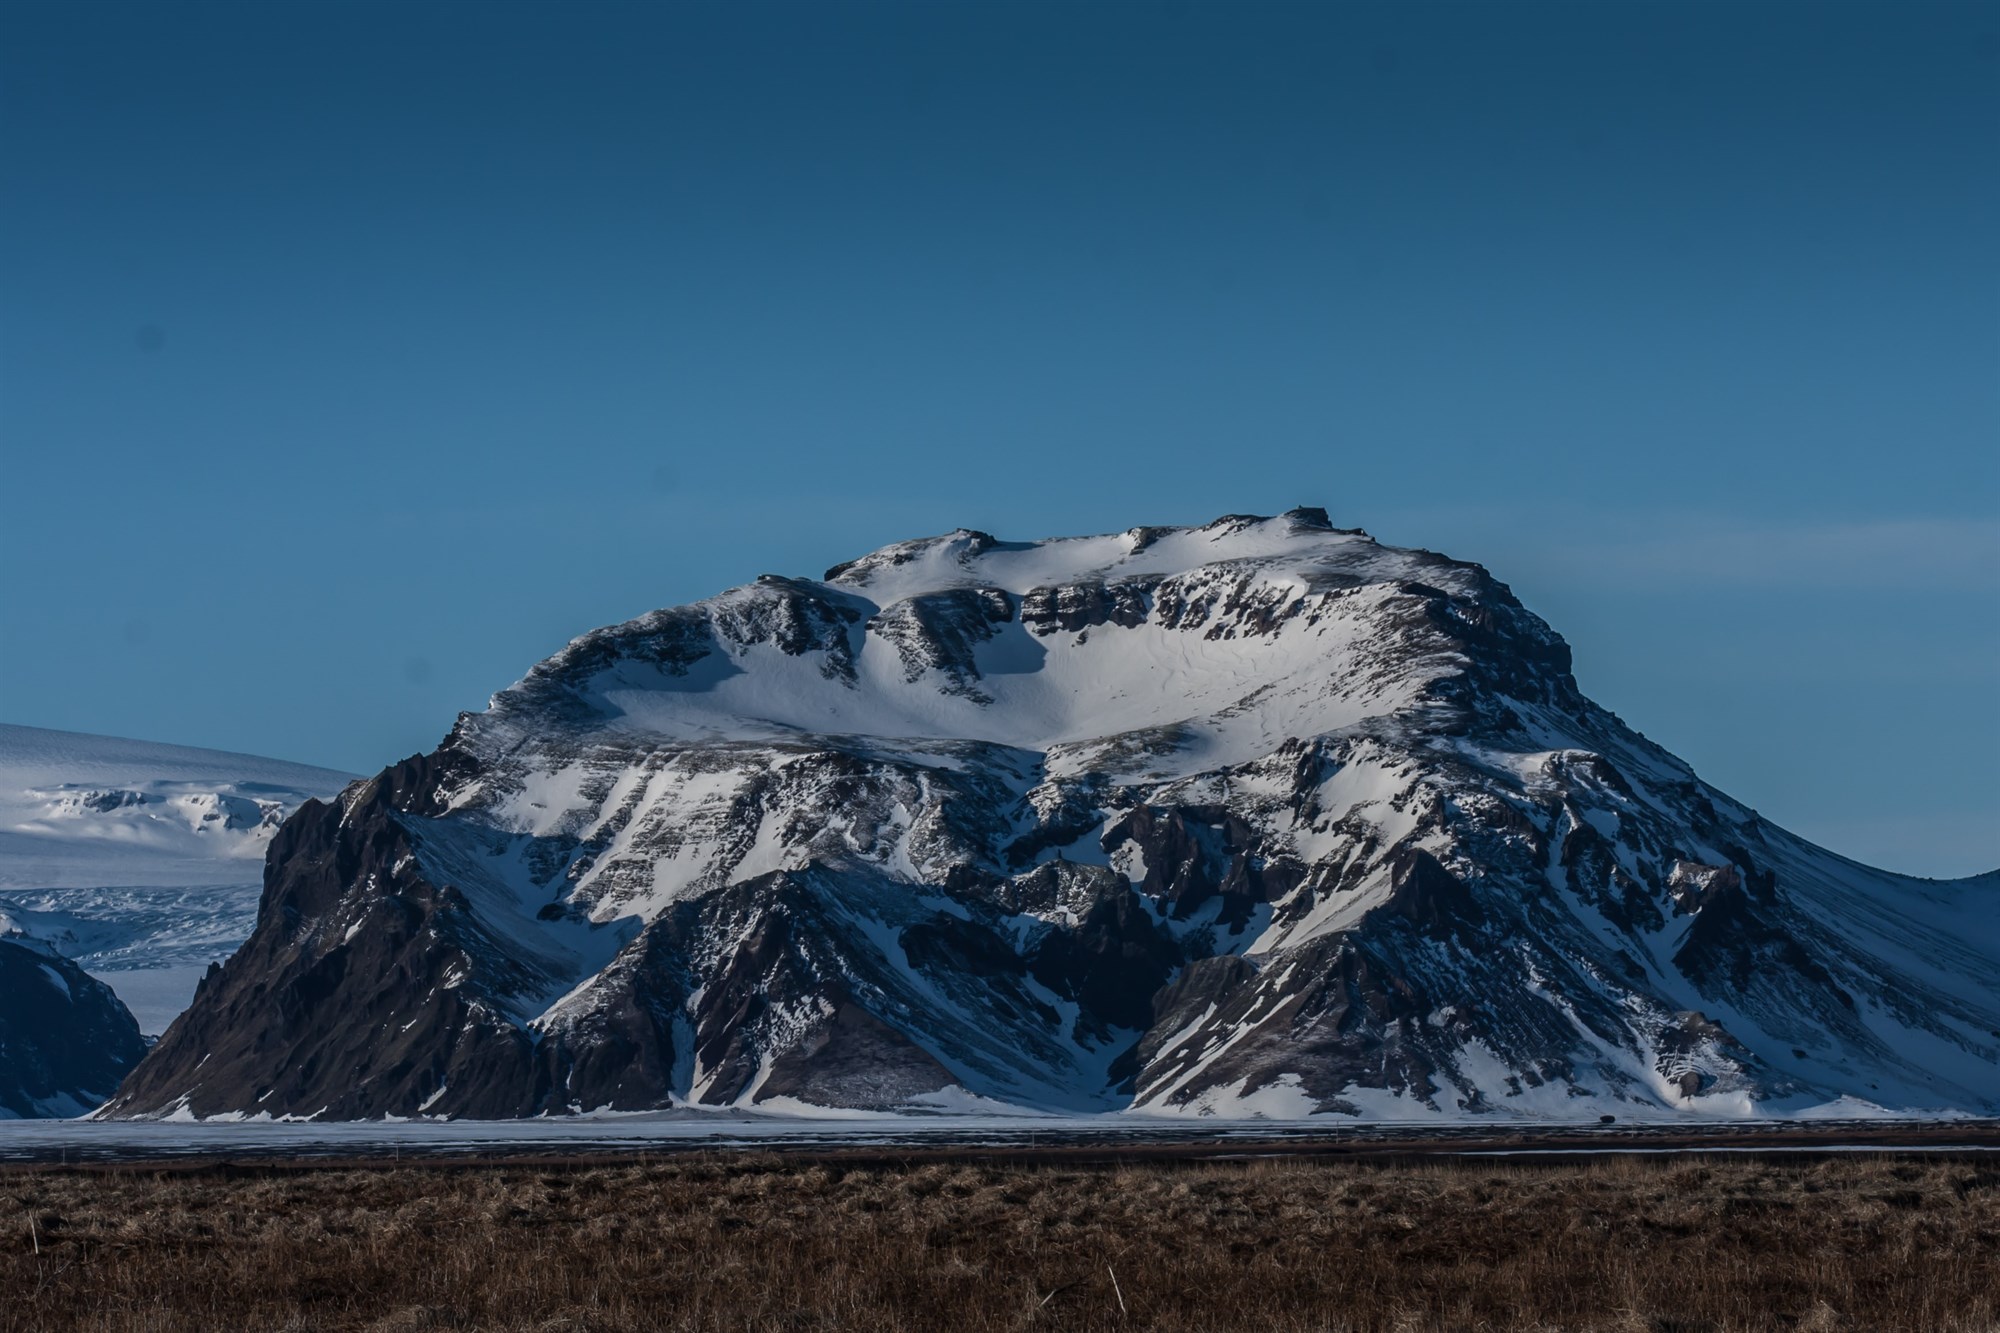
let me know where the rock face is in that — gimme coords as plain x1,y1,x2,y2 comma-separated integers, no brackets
104,511,2000,1120
0,934,146,1118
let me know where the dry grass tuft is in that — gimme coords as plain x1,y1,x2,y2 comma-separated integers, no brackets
2,1152,1997,1331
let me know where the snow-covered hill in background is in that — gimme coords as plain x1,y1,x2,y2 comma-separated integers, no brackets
99,512,2000,1122
0,725,353,1035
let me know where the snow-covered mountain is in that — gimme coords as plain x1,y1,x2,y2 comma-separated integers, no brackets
0,725,353,1036
103,511,2000,1121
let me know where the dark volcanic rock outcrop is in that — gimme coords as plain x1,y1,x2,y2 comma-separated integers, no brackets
0,936,145,1118
104,512,2000,1120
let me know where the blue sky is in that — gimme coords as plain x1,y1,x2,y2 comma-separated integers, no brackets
2,0,1994,876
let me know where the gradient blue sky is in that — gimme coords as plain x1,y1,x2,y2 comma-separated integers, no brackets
2,0,1995,876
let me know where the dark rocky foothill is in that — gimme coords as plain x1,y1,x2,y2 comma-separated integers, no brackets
0,937,146,1118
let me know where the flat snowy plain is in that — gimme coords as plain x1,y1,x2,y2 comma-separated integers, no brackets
4,1110,1995,1165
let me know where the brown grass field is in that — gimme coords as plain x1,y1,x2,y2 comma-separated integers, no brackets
3,1150,1997,1332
